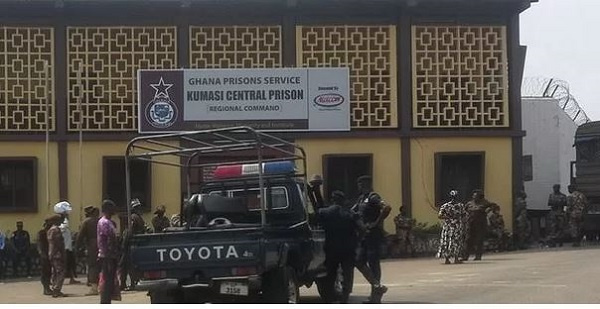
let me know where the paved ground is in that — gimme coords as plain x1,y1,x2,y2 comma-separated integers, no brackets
2,246,600,304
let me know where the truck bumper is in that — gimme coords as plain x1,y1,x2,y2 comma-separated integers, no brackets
135,279,179,291
136,275,262,293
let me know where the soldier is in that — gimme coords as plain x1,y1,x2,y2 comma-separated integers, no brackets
11,221,32,278
393,206,415,257
151,205,170,233
120,199,148,290
98,200,120,304
567,184,589,247
547,184,568,247
316,191,360,304
437,190,468,264
464,190,492,261
47,214,67,298
0,230,5,281
514,190,530,250
486,204,508,252
352,175,389,304
53,201,80,284
37,219,52,295
77,206,100,295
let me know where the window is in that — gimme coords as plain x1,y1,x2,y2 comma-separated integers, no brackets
323,155,372,203
103,157,151,213
523,155,533,182
210,187,289,211
435,153,485,205
0,158,37,212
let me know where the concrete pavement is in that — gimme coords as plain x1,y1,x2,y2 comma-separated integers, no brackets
2,246,600,304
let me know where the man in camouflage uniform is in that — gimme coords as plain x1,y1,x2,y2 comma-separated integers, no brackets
464,190,492,261
547,184,567,247
77,206,100,295
486,204,508,252
151,205,170,233
567,184,588,247
393,206,415,257
37,219,52,295
47,214,66,298
514,190,531,250
120,199,149,290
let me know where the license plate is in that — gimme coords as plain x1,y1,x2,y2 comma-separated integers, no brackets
219,282,249,296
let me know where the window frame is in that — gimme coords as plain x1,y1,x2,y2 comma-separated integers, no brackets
209,186,290,211
102,156,152,213
434,151,486,207
0,157,38,213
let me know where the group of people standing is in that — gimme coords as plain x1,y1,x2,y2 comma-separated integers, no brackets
437,189,498,264
312,175,390,304
546,184,589,247
34,198,172,304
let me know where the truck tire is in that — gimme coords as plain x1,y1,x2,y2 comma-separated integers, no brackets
149,289,184,304
262,266,299,304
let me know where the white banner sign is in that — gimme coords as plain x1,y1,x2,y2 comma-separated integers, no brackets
138,68,350,132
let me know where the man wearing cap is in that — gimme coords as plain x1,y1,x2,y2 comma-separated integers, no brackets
11,221,32,278
47,214,66,297
77,206,100,295
98,200,120,304
54,201,80,284
120,199,147,290
151,205,170,233
464,190,493,261
37,219,52,295
316,190,360,303
352,175,390,304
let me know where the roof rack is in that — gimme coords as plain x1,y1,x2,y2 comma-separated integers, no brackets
124,126,307,229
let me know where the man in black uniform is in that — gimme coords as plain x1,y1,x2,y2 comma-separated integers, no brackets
317,191,360,303
12,221,32,278
353,175,390,304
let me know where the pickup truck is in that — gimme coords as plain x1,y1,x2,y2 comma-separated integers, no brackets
124,128,329,303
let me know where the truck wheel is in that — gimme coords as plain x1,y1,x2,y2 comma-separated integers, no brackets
263,266,299,304
149,289,184,304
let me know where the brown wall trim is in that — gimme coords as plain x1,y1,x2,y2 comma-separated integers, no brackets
58,141,68,200
400,137,412,217
508,13,525,227
55,15,67,138
0,129,527,142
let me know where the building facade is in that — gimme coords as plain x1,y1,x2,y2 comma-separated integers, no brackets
0,0,532,234
522,97,578,211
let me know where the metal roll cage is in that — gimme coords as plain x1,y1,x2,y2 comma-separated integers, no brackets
124,126,308,231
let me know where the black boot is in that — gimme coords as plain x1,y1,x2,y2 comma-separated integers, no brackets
43,286,53,296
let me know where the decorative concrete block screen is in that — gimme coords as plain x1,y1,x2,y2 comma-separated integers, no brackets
190,26,282,68
297,26,397,129
0,27,54,132
67,27,178,131
412,26,509,128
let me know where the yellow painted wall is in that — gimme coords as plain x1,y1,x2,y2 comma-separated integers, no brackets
411,137,513,230
0,142,60,238
0,140,181,236
66,141,181,231
296,138,402,233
